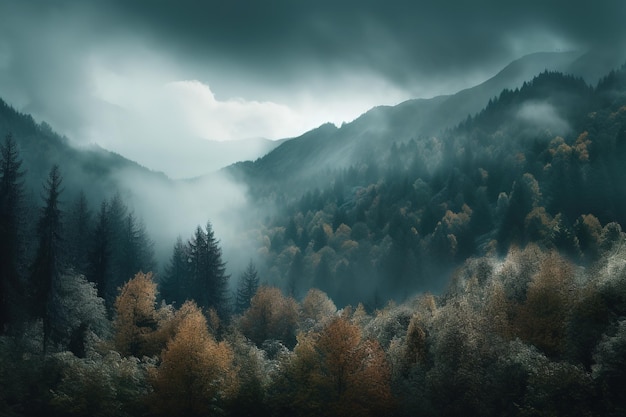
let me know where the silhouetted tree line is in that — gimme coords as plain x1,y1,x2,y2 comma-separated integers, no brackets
160,222,230,318
0,134,157,338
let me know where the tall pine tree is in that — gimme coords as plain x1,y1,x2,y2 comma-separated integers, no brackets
235,260,260,314
187,222,230,318
30,165,63,351
87,201,111,303
106,193,128,297
65,191,92,276
161,236,189,307
117,211,156,286
0,134,25,333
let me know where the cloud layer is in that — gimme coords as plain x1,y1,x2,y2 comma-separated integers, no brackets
0,0,624,176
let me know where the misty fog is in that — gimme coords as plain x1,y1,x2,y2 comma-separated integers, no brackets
3,3,626,415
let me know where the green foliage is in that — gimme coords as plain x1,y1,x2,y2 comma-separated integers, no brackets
593,319,626,415
0,133,25,333
64,192,92,276
49,271,109,355
0,324,53,416
235,261,260,314
87,195,156,310
240,67,626,308
162,222,231,319
4,59,626,417
30,165,63,351
49,351,154,417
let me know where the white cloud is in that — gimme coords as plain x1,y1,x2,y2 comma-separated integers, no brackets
163,80,305,141
84,55,412,178
84,60,314,177
517,101,570,134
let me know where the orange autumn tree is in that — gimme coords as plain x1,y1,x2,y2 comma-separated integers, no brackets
515,251,577,357
150,301,238,416
113,272,162,357
275,316,394,417
300,288,337,330
239,286,299,348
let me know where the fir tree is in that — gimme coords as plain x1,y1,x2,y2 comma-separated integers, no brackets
235,260,260,314
161,236,189,306
187,222,230,318
65,191,92,276
117,211,155,286
87,201,111,302
0,134,25,332
30,165,63,351
105,193,129,298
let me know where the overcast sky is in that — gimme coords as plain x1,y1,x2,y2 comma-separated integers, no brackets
0,0,625,177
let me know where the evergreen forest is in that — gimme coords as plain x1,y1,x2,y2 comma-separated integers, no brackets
1,63,626,416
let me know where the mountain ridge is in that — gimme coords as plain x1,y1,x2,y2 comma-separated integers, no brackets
226,50,619,190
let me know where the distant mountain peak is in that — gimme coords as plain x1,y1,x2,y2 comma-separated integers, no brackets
228,49,625,190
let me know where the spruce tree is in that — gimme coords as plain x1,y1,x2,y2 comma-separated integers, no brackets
105,193,128,296
87,201,111,302
204,222,230,318
0,134,25,332
161,236,189,307
117,211,155,286
235,260,260,314
65,191,92,275
30,165,63,351
187,222,230,318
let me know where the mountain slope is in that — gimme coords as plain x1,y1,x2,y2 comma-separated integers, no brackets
157,135,286,179
0,98,171,207
228,62,626,306
229,50,621,192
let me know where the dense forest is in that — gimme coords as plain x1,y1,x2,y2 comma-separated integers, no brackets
227,67,626,308
1,63,626,416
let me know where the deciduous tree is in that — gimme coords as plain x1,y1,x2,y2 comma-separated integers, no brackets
150,301,238,416
273,316,394,417
113,272,160,358
239,286,299,348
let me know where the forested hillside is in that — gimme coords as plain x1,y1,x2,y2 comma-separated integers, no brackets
1,63,626,416
231,66,626,307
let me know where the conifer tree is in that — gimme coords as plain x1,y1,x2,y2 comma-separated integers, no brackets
30,165,63,351
65,191,91,275
235,260,260,314
0,134,25,332
117,211,155,286
87,201,111,302
105,193,129,298
161,236,189,307
187,222,230,318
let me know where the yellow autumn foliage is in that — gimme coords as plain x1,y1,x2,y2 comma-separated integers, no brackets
150,301,238,416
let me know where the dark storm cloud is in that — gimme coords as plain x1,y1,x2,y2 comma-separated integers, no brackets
2,0,624,104
3,0,625,89
96,0,626,88
1,0,625,177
